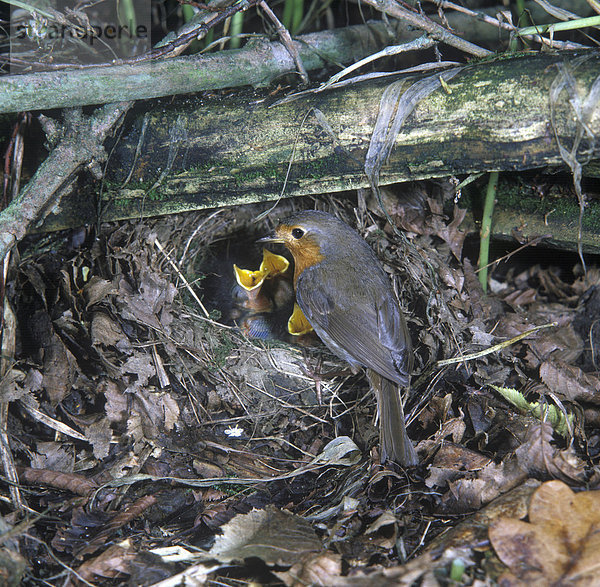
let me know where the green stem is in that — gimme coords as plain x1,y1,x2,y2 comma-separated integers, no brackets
514,0,529,27
478,172,499,292
182,3,195,23
291,0,304,34
519,15,600,36
229,9,244,49
119,0,137,30
282,0,293,30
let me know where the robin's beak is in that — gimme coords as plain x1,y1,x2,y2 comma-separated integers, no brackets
257,233,285,244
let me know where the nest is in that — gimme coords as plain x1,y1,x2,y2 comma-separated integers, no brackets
4,186,600,584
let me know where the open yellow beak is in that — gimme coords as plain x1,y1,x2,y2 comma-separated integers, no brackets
233,265,267,291
287,303,313,336
234,249,289,292
259,249,289,277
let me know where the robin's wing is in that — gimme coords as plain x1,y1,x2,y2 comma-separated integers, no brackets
297,266,411,385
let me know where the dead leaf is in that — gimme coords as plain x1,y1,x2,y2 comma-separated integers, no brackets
489,480,600,586
117,272,177,332
515,423,585,482
72,539,137,584
207,505,321,566
427,479,540,554
90,312,126,348
275,553,342,587
83,418,112,460
101,380,128,424
127,389,180,442
84,276,117,308
34,311,78,404
31,442,74,472
122,353,156,394
540,360,600,404
426,443,493,490
443,459,528,512
0,369,26,402
525,324,584,368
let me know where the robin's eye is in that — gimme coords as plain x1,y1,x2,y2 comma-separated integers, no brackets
291,228,305,239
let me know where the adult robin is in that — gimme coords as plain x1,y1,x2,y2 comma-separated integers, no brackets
259,210,418,466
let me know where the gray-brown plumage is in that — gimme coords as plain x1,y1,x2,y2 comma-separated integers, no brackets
260,210,417,466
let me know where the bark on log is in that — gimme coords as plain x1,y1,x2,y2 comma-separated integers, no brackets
0,22,409,113
39,50,600,251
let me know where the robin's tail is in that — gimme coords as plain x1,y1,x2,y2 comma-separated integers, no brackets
366,369,418,466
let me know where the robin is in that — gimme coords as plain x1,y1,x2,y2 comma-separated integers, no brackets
259,210,418,466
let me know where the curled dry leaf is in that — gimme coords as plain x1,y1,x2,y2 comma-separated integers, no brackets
524,323,584,368
31,441,75,473
426,442,493,490
82,418,112,460
16,466,98,496
127,389,180,443
442,458,528,512
39,320,78,404
101,380,128,424
489,480,600,585
117,272,177,332
0,368,27,402
427,479,540,555
76,495,158,558
122,352,156,394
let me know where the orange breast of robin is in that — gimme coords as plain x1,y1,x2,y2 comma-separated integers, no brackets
276,225,324,286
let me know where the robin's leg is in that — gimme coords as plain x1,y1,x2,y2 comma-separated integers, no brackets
299,350,355,404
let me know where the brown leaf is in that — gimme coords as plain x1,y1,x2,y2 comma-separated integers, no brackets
490,481,600,586
17,466,97,496
515,423,585,482
90,312,126,347
76,495,158,558
564,522,600,583
427,479,539,555
426,442,493,491
35,313,78,404
0,369,26,402
117,272,177,332
275,553,342,587
525,324,584,368
84,276,117,308
540,360,600,405
490,517,567,583
122,353,156,394
207,505,321,566
126,389,180,442
443,458,528,512
83,418,112,460
528,480,600,553
101,380,128,424
72,539,137,585
31,442,74,473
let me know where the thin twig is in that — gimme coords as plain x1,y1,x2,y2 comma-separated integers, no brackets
363,0,492,57
259,1,309,84
318,36,437,91
428,0,584,49
436,321,558,367
0,102,132,262
153,238,210,318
